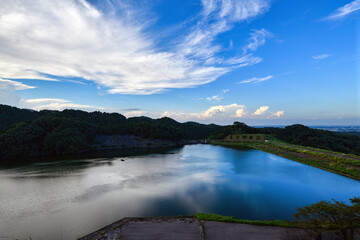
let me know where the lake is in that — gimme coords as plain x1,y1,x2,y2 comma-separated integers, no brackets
0,144,359,239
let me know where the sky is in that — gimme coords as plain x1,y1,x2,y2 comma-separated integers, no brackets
0,0,359,125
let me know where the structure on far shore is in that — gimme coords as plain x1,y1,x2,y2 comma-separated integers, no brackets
224,134,269,143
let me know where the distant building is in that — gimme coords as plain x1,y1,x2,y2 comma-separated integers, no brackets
224,134,269,143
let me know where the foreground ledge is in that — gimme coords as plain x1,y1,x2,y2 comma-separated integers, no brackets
79,216,343,240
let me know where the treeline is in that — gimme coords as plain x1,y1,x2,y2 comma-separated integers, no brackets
0,104,223,161
210,122,360,155
1,104,359,162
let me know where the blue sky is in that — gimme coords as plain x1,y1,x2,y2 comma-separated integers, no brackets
0,0,359,125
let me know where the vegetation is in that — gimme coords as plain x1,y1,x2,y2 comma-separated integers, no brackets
195,213,291,227
294,197,360,240
213,139,360,180
0,104,224,162
1,105,359,164
197,197,360,239
210,122,360,156
210,121,258,139
211,121,360,179
0,118,96,160
223,133,266,142
272,124,360,156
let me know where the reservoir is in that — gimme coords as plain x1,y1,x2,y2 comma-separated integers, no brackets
0,144,359,239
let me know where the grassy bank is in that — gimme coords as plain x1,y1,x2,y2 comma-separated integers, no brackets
212,139,360,180
195,213,293,228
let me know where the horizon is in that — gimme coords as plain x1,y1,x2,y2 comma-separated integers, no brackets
0,0,359,125
3,103,360,128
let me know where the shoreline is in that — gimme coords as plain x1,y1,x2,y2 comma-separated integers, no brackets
212,140,360,181
0,137,209,165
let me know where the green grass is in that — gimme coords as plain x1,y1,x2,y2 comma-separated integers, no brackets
195,213,294,228
272,140,360,160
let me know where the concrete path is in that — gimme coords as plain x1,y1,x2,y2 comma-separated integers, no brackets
79,217,360,240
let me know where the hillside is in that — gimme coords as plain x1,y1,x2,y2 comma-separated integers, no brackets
0,105,359,163
210,122,360,156
0,104,224,162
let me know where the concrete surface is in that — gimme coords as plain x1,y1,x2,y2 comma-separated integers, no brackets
79,217,359,240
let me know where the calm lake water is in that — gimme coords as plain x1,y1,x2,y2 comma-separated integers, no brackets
0,144,359,239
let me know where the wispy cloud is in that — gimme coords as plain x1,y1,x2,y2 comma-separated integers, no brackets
201,0,270,22
0,78,36,90
122,108,141,112
0,0,270,95
313,54,331,60
206,95,223,102
224,54,263,66
238,75,273,84
67,80,88,85
206,89,229,102
181,0,270,59
243,28,273,54
19,98,102,111
324,0,360,20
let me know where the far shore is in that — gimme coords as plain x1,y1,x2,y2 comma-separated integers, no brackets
212,139,360,181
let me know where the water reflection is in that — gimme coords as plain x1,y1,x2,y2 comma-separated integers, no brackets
0,144,359,240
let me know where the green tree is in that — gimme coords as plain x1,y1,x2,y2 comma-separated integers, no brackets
294,197,360,240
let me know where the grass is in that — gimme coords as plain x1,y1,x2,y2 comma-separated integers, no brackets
195,213,294,228
212,139,360,180
269,138,360,160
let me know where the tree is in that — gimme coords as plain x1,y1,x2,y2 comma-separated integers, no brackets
293,197,360,240
294,200,333,240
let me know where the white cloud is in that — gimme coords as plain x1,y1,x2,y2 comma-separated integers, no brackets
201,0,270,21
235,108,247,117
124,110,147,118
67,79,88,85
206,89,229,102
162,103,246,121
204,54,262,68
162,104,284,122
22,98,69,104
0,0,270,95
324,0,360,20
206,95,223,102
312,54,331,60
253,106,269,115
0,78,35,90
0,89,21,106
19,98,102,111
182,0,270,59
0,79,35,106
238,75,273,84
224,54,263,67
271,110,285,118
243,28,272,54
204,104,245,118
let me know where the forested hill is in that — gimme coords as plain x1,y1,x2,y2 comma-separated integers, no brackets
1,105,359,162
210,122,360,156
0,104,224,161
